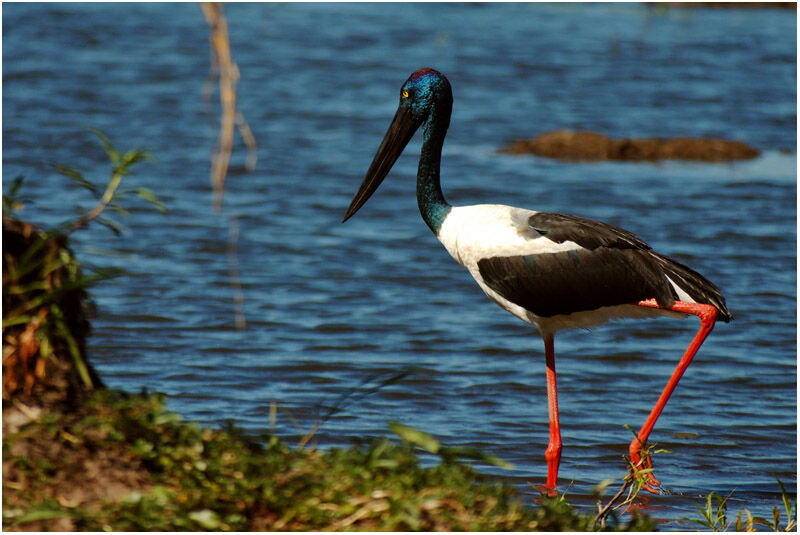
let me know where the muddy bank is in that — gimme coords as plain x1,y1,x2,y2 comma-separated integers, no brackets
500,130,761,162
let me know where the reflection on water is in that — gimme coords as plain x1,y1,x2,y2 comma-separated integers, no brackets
3,3,795,527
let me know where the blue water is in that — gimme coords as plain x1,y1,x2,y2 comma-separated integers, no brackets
3,3,796,528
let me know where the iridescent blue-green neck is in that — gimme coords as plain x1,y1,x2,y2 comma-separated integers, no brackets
416,110,452,235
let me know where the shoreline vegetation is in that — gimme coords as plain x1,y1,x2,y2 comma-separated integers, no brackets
2,387,655,531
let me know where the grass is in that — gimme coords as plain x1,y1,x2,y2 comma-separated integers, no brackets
12,385,789,532
677,481,796,532
1,389,656,531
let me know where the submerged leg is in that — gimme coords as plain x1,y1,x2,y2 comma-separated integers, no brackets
543,332,562,491
630,299,718,493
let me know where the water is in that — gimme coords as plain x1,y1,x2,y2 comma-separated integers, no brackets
3,3,796,527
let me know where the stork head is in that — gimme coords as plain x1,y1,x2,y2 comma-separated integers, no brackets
342,68,452,222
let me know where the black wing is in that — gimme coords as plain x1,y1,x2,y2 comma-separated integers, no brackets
477,212,731,321
478,247,675,318
527,212,650,250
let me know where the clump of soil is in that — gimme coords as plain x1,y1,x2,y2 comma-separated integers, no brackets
500,130,760,162
2,215,102,409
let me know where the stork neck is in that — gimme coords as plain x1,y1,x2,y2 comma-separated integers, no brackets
416,113,451,235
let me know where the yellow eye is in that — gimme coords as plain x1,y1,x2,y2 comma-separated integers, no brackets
402,90,409,98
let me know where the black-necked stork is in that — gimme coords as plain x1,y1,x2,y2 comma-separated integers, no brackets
342,68,731,493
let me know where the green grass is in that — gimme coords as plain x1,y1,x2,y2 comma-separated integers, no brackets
677,482,796,532
2,389,656,531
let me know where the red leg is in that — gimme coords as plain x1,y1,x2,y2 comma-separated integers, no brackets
630,299,718,493
543,332,562,492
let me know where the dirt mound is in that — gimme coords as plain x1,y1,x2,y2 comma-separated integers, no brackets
500,130,760,162
3,396,152,531
2,216,102,408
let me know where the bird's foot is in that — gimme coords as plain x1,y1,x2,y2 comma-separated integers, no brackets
628,450,663,494
640,478,664,495
536,483,559,497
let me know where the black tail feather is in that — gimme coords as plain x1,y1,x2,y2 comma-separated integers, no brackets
652,252,732,322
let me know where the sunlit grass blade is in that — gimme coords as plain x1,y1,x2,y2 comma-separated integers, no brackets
776,478,797,531
88,128,120,168
134,187,167,213
54,165,100,198
389,422,441,454
444,446,514,470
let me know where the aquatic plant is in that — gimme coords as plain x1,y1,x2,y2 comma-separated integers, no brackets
678,480,796,532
